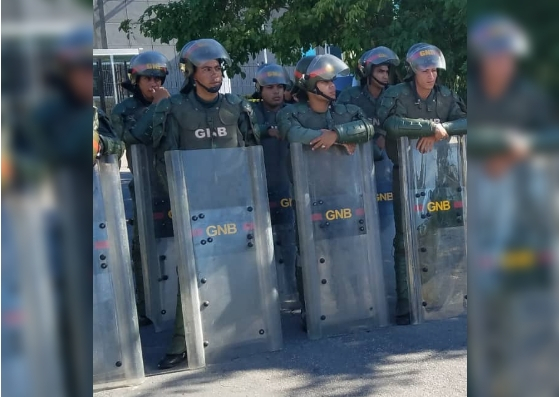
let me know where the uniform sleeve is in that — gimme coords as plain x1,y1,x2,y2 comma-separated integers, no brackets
333,106,375,144
97,109,125,159
377,88,435,139
239,99,258,146
152,98,179,193
277,107,323,143
110,101,154,146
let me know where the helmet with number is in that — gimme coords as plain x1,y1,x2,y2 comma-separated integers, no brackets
253,63,288,91
468,14,530,58
406,43,446,74
355,46,400,81
298,54,350,100
179,39,231,89
55,27,92,67
128,51,169,84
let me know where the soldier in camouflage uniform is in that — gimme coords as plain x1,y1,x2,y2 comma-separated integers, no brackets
110,51,171,327
94,106,125,163
277,54,376,324
151,38,259,369
376,43,467,325
337,46,400,161
251,63,298,308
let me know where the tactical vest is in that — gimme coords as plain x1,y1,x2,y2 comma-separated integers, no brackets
384,82,455,164
288,102,362,192
170,91,243,150
338,86,380,126
253,102,292,202
291,102,359,131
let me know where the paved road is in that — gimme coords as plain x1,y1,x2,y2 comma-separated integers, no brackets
96,315,466,397
103,158,467,397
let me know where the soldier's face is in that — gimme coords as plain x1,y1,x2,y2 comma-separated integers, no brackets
137,76,163,101
261,84,285,106
481,53,516,89
415,68,437,90
371,65,390,87
316,80,336,100
68,64,93,103
194,60,223,90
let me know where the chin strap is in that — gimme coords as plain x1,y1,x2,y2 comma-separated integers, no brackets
369,75,388,87
312,87,336,103
195,79,222,93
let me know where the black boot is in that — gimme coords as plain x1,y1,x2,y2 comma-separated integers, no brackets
396,313,411,325
138,315,153,327
157,352,187,369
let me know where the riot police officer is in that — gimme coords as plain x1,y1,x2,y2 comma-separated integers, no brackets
110,51,171,327
337,46,400,159
376,43,467,325
151,38,259,369
277,54,375,323
94,106,125,163
251,63,298,308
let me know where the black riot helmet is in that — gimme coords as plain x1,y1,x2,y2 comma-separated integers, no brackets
128,51,169,85
179,39,231,93
356,46,400,87
297,54,350,101
404,43,446,81
468,14,529,59
253,63,289,91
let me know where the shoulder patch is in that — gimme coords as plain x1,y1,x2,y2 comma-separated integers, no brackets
112,101,127,115
438,84,452,97
225,93,242,105
350,86,362,99
291,102,309,115
240,98,253,114
382,84,402,99
170,94,183,106
344,103,362,115
332,103,347,115
156,97,172,113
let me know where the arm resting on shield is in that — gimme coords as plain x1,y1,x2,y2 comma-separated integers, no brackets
468,126,559,157
277,107,323,143
441,118,467,136
383,116,436,139
333,119,375,144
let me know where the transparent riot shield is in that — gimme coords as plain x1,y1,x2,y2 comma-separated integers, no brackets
165,147,282,369
291,142,388,340
93,156,144,388
261,138,298,310
398,136,467,324
130,144,178,332
374,151,397,322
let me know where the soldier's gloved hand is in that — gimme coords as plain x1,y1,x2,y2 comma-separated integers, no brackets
93,131,101,165
152,87,171,104
416,136,436,154
310,129,338,151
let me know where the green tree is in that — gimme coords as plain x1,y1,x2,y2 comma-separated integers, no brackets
120,0,466,94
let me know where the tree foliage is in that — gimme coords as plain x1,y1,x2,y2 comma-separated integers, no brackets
120,0,466,93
